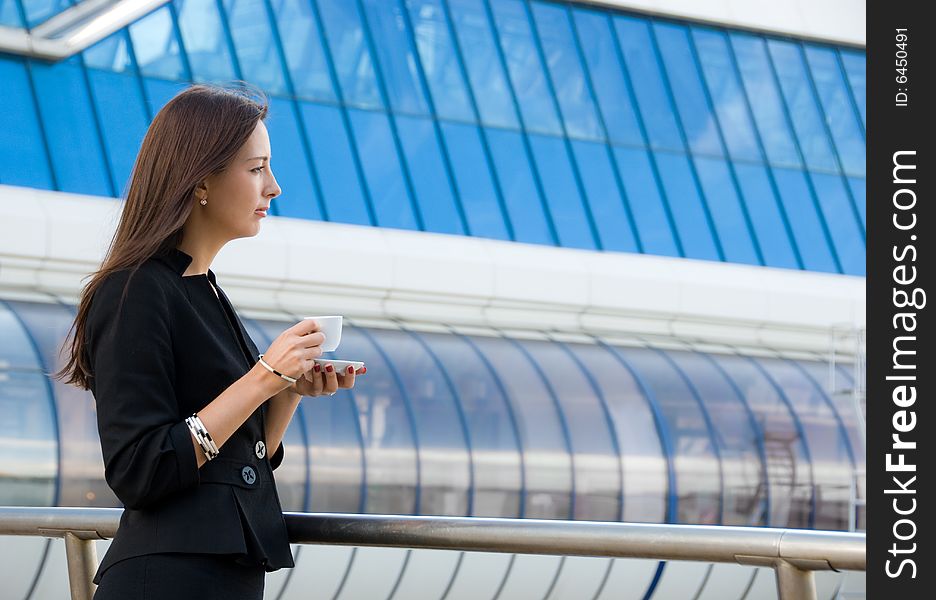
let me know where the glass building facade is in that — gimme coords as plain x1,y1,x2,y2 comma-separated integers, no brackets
0,299,864,533
1,0,866,275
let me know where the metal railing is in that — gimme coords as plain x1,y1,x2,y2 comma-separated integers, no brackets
0,506,865,600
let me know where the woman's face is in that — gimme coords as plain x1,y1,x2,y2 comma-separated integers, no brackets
200,120,281,240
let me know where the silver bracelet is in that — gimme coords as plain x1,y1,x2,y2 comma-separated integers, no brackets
186,414,219,460
257,354,297,384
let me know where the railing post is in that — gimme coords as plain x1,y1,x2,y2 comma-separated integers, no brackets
774,559,817,600
63,532,97,600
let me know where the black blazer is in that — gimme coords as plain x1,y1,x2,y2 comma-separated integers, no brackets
84,247,294,584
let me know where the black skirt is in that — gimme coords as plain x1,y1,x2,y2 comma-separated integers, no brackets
92,552,265,600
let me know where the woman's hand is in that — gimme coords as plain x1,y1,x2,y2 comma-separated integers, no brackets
257,319,327,393
290,362,366,397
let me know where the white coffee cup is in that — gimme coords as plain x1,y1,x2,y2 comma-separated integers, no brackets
304,316,342,352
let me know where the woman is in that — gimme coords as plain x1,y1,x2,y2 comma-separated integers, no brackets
54,83,363,599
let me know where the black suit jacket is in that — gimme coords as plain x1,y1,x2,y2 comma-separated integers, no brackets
84,247,295,584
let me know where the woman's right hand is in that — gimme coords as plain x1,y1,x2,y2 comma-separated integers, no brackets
257,319,326,392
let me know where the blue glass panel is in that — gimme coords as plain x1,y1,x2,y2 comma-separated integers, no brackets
483,128,553,245
611,147,679,257
0,371,57,506
0,58,54,189
487,0,561,135
347,109,420,231
85,69,150,198
314,0,382,109
420,332,522,517
767,39,836,172
83,31,134,73
22,0,68,28
732,163,800,270
847,176,866,230
520,339,621,521
612,15,682,151
446,0,518,128
809,173,865,276
371,329,471,516
1,0,23,27
617,347,721,524
691,28,762,162
692,156,760,265
31,56,111,196
653,152,720,261
129,7,188,80
439,121,511,240
730,33,800,168
275,0,336,102
571,9,643,147
653,22,722,157
0,302,41,370
263,97,322,220
6,301,112,506
667,350,767,526
771,168,838,273
335,326,419,514
756,358,853,530
804,45,865,176
710,353,812,528
222,0,287,94
299,102,372,225
468,335,572,519
360,0,430,115
570,140,638,252
527,135,596,250
529,1,601,140
839,50,866,129
175,0,237,83
404,0,474,122
570,343,666,523
797,359,865,530
142,78,190,118
395,114,465,235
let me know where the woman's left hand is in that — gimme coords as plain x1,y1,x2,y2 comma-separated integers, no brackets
289,363,365,397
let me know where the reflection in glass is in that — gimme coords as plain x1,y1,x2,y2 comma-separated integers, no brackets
614,347,721,524
6,301,113,506
520,339,621,521
422,332,522,517
467,335,572,519
336,327,419,514
761,358,855,531
371,329,471,516
0,371,57,506
276,0,337,102
668,351,767,526
128,7,188,80
529,1,601,140
488,0,561,135
222,0,288,94
712,354,813,528
175,0,238,83
405,0,475,122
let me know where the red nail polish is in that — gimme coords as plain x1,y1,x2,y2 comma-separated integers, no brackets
361,367,367,374
325,364,334,373
347,365,354,374
314,364,321,373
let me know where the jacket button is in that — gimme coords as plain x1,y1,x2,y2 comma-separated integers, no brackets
241,466,256,485
255,441,266,459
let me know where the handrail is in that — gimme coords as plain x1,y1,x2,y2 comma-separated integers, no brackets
0,506,866,600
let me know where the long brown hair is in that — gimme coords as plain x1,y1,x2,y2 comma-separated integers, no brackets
54,82,269,390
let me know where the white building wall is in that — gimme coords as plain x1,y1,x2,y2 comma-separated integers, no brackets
577,0,865,47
